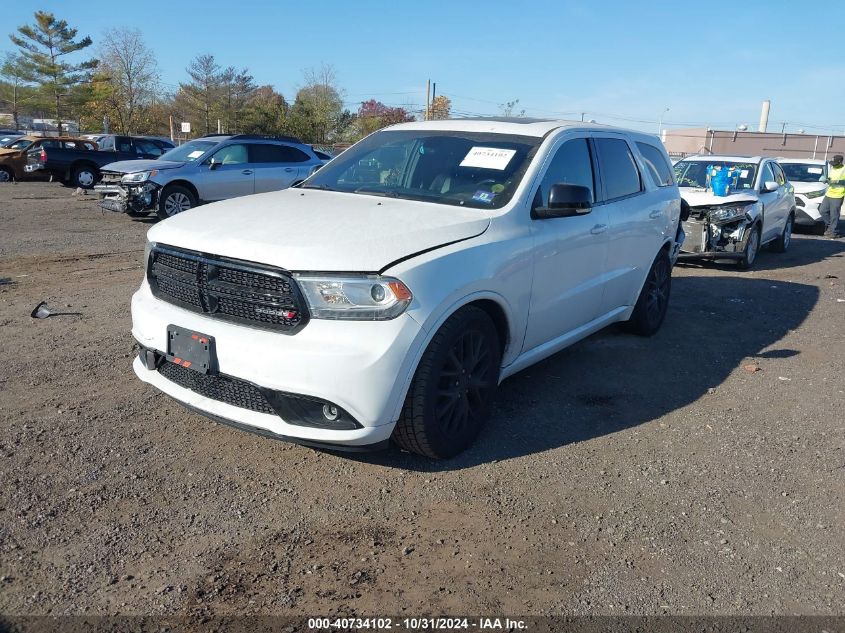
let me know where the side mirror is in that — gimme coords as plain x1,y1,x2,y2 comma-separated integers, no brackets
761,180,779,193
533,184,592,219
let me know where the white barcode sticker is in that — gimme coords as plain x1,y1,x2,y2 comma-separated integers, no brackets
460,147,516,170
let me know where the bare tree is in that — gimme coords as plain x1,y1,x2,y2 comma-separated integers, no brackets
0,53,32,130
97,27,159,134
10,10,97,134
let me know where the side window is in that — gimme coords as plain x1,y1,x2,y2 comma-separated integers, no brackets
135,139,163,156
772,162,786,185
211,143,248,165
636,142,674,187
761,163,776,186
594,137,642,200
100,136,115,151
116,137,133,152
536,138,595,207
249,144,312,163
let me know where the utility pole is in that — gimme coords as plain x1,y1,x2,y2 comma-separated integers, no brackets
580,112,585,122
431,83,437,119
425,79,430,121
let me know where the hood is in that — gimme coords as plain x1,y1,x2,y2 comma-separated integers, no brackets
680,188,759,207
791,181,827,195
0,147,22,157
101,159,183,173
147,189,491,272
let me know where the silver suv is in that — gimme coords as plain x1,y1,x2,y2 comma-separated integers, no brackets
96,134,323,219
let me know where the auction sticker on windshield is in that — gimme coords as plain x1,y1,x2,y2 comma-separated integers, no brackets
808,167,823,174
460,147,516,170
188,150,204,159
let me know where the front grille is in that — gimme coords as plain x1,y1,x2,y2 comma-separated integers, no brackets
148,245,309,333
99,171,123,185
158,362,276,414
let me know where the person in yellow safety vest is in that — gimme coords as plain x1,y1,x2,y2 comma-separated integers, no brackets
819,154,845,238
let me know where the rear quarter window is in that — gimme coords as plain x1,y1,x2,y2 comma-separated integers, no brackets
636,142,674,187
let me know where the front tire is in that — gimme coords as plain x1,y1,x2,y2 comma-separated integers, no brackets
737,224,761,269
622,249,671,337
0,166,13,183
393,306,501,459
157,185,196,220
769,214,793,253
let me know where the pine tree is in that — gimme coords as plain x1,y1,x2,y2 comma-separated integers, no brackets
10,11,97,135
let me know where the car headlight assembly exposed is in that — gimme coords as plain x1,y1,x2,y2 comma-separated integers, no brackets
294,274,412,320
122,170,156,184
805,188,826,199
709,203,755,223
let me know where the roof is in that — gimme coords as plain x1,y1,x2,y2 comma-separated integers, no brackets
777,157,826,164
680,154,765,164
388,117,623,138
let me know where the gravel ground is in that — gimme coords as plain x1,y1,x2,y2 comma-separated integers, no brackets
0,181,843,618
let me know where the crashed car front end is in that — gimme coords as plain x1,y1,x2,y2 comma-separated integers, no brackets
679,199,761,260
96,170,160,214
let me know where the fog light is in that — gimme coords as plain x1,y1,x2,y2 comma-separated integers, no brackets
322,404,339,421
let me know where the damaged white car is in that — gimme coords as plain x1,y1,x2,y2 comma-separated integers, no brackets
674,156,796,268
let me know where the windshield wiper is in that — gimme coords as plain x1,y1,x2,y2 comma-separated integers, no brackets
300,183,336,191
353,187,400,198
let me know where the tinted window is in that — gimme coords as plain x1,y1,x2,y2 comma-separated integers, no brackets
771,162,786,185
595,138,642,200
99,136,115,150
134,138,164,156
636,142,674,187
537,138,595,206
781,162,826,182
211,143,248,165
250,143,311,163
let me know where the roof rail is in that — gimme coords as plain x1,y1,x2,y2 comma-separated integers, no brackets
198,132,304,144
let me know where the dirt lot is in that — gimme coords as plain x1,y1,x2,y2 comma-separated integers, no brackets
0,181,843,619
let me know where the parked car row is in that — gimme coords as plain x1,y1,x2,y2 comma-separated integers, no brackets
95,134,327,219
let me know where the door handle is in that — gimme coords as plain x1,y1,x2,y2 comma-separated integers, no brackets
284,167,294,172
649,209,663,219
242,169,253,175
590,224,608,235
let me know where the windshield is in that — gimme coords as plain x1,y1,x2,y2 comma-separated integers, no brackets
302,129,542,209
4,138,32,150
780,162,826,182
158,140,217,163
674,160,758,190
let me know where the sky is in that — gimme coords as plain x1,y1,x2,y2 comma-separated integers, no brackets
3,0,845,136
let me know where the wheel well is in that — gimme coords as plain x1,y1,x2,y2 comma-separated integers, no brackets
466,299,509,355
162,180,199,201
69,161,98,177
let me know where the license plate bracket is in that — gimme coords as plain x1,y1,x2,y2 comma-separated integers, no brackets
166,325,216,374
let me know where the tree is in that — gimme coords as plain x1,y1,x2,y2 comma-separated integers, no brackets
239,85,288,135
180,54,222,134
430,94,451,120
295,63,344,143
356,99,413,137
499,99,525,117
0,53,32,130
10,10,97,134
97,27,160,134
220,66,256,133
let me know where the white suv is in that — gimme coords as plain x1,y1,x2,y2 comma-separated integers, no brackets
131,119,682,458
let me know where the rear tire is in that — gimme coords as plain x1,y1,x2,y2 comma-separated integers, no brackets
157,185,196,220
72,165,98,189
393,306,501,459
622,250,671,337
0,166,12,183
770,214,793,253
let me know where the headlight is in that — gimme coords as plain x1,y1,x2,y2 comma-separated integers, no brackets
709,203,755,222
806,188,826,199
294,274,412,320
122,170,156,184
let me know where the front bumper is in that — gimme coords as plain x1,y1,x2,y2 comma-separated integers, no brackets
678,216,753,260
131,282,427,447
24,163,43,173
794,196,824,226
96,181,158,213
